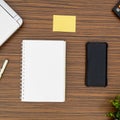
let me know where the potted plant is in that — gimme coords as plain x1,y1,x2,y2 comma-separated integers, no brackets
107,95,120,120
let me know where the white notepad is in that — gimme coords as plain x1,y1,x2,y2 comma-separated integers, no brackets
21,40,66,102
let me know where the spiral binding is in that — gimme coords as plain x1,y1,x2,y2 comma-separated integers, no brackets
21,41,25,101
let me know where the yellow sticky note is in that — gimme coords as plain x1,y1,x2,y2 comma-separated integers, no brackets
53,15,76,32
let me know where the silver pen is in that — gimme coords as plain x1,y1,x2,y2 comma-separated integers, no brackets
0,59,9,79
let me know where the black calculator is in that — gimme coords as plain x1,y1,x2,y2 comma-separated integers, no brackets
113,1,120,18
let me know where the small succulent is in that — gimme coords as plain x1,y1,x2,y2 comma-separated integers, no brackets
107,95,120,120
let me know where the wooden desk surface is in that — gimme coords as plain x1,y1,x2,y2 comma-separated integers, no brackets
0,0,120,119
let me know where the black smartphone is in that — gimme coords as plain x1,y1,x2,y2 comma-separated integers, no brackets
85,42,108,87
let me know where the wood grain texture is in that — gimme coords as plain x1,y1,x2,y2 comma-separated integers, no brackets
0,0,120,119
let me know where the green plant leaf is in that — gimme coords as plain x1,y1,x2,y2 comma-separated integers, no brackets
106,95,120,119
111,96,120,109
116,111,120,118
107,112,115,118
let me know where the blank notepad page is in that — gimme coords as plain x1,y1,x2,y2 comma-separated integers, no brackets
21,40,66,102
